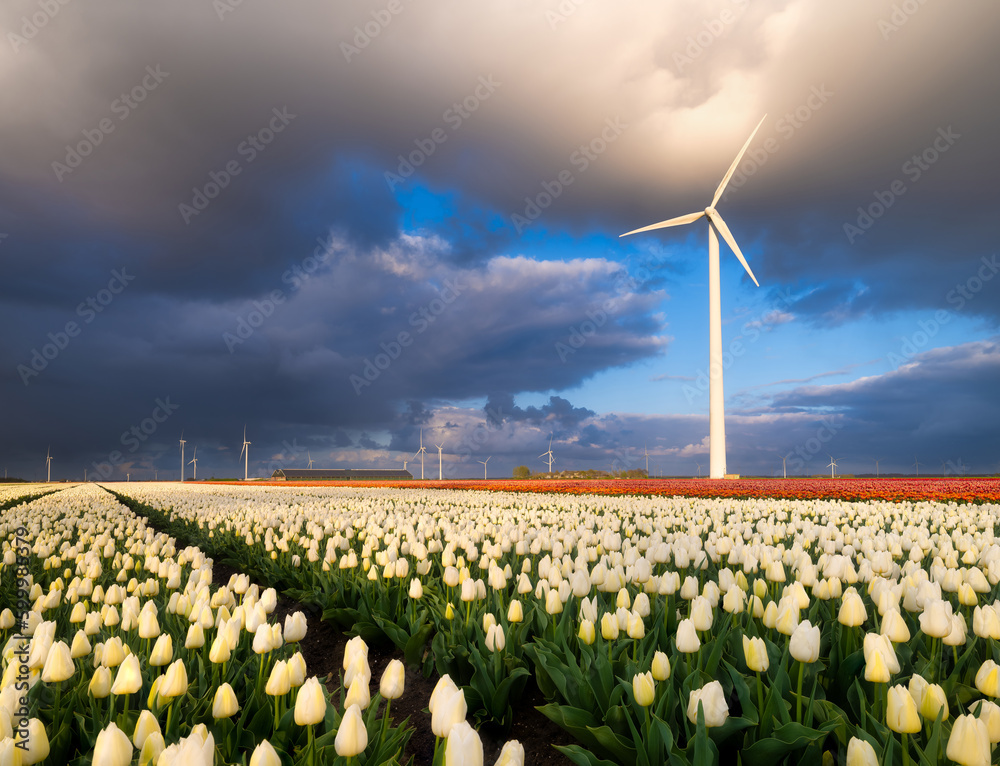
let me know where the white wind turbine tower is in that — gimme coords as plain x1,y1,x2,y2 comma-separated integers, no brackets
874,456,880,478
479,456,491,480
414,429,427,480
435,444,444,480
644,443,649,478
621,116,767,480
828,455,839,478
188,447,198,481
239,426,251,481
45,447,52,482
179,433,186,483
913,457,921,477
539,436,555,474
307,451,315,469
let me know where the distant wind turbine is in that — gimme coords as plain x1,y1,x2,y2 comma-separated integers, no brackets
781,455,787,479
188,447,198,481
696,463,703,478
621,115,767,479
403,459,408,473
913,457,921,477
539,436,555,474
179,433,186,483
828,455,839,479
414,429,427,480
644,443,649,477
874,456,880,478
239,426,251,481
307,451,314,469
435,443,444,480
479,456,491,480
45,447,52,482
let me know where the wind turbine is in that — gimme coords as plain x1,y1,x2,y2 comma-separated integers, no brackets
307,451,315,469
45,447,52,482
479,456,491,480
179,433,186,483
644,443,649,478
239,426,250,481
874,456,880,478
435,444,444,480
414,429,427,480
621,115,767,479
913,457,921,477
188,447,198,481
696,463,703,478
827,455,839,479
781,455,787,479
539,436,555,474
403,459,409,473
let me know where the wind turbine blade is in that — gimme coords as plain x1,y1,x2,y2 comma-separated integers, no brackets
711,114,767,207
620,210,704,238
707,210,759,287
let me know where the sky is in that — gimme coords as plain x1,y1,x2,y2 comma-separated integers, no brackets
2,1,999,481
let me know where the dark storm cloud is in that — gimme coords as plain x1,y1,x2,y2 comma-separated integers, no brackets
2,1,998,479
483,393,595,430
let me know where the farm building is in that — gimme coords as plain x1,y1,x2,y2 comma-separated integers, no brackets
270,468,413,481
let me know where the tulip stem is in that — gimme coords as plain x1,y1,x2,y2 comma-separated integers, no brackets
756,672,764,720
901,732,910,766
796,660,804,723
307,722,315,766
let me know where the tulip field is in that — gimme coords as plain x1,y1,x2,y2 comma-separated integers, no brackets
4,481,1000,765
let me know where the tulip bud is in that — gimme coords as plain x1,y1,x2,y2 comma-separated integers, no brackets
687,681,729,727
919,599,953,638
249,740,282,766
287,651,307,687
886,684,921,733
445,720,483,766
265,660,291,697
789,620,820,663
138,732,165,766
486,624,506,652
493,740,525,766
972,699,1000,744
976,659,1000,697
209,635,231,665
380,659,405,699
578,619,596,646
111,654,143,695
40,640,75,683
335,704,369,757
845,736,878,766
409,579,424,599
184,623,205,650
651,651,671,681
946,714,991,766
212,683,240,719
626,613,645,640
149,634,173,666
294,677,327,726
633,671,655,707
132,709,161,749
15,718,49,765
284,611,308,643
90,666,113,699
919,683,948,721
838,590,867,627
94,721,133,766
507,600,523,624
675,618,700,654
345,673,371,710
600,613,619,641
742,635,769,673
545,589,563,615
431,687,467,738
159,659,189,699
